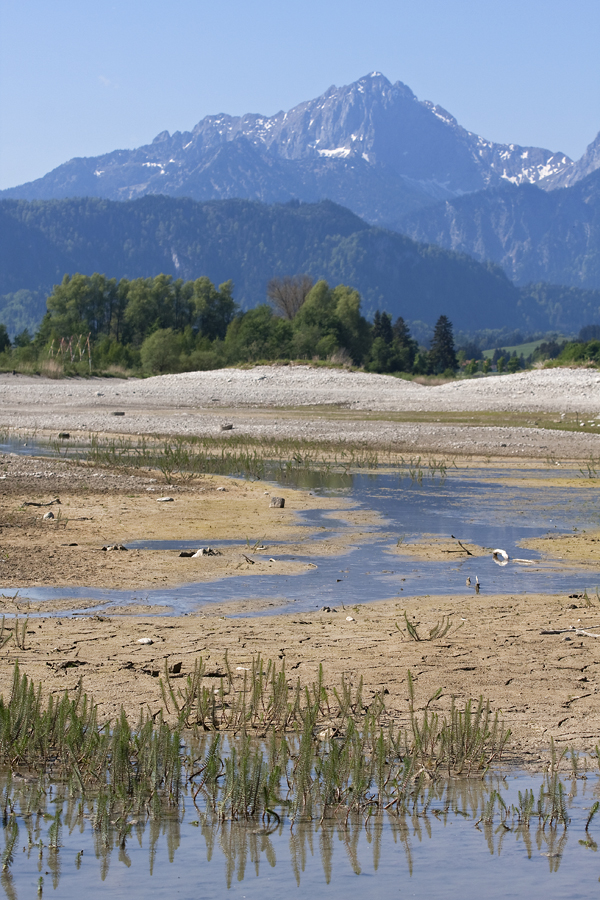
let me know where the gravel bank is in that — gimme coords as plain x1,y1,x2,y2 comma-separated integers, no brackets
2,366,600,458
2,365,600,413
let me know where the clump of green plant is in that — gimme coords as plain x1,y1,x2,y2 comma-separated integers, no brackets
398,611,458,642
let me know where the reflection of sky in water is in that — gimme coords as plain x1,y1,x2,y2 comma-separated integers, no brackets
3,467,600,616
6,769,600,899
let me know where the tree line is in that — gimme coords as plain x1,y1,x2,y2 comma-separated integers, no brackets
0,272,459,376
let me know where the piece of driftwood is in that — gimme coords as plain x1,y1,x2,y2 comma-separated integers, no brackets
23,498,61,507
449,536,474,555
541,626,600,638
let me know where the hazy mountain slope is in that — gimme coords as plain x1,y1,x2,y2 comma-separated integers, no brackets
0,195,524,331
399,169,600,289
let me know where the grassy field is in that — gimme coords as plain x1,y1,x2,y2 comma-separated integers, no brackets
482,338,568,360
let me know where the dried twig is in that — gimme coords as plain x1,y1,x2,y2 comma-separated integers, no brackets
450,535,474,556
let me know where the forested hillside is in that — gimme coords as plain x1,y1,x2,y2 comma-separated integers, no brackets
0,194,537,333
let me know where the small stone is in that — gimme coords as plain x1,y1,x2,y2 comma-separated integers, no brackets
43,511,54,520
137,638,153,645
346,616,355,622
269,496,285,508
220,423,233,431
156,497,174,502
111,411,125,416
216,486,226,492
58,432,70,439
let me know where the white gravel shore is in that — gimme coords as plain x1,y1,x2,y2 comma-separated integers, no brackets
1,366,600,458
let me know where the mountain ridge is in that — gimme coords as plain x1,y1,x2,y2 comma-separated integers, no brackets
398,167,600,290
1,73,588,231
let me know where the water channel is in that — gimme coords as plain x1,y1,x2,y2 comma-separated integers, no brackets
2,464,599,614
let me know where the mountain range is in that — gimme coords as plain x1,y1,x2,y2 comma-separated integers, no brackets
3,72,596,232
2,72,600,332
398,167,600,290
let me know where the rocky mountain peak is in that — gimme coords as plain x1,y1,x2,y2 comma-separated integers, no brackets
0,73,595,232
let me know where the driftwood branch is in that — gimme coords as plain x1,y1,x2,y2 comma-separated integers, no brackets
540,627,600,638
450,535,474,556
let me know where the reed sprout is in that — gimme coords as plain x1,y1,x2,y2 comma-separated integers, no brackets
81,433,454,485
399,612,456,642
0,660,593,889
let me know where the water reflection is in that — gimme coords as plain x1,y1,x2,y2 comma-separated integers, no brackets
2,766,600,898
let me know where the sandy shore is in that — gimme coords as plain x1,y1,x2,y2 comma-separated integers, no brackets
0,593,598,766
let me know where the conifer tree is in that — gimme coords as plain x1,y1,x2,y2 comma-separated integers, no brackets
429,315,457,373
393,316,411,347
372,310,393,343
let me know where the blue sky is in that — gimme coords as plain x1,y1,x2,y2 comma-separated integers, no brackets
1,0,599,190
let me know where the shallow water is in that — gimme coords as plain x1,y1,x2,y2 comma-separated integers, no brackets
5,769,600,899
2,466,599,616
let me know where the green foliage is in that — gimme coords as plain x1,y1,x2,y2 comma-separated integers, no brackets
0,196,531,332
140,329,183,375
0,289,46,338
225,305,293,363
0,262,464,376
556,339,600,366
429,315,457,374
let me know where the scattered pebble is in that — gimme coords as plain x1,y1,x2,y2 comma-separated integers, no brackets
137,638,153,645
346,616,355,622
156,496,174,502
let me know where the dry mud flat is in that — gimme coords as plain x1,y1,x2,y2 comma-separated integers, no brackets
1,456,600,762
2,366,600,763
1,593,600,768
